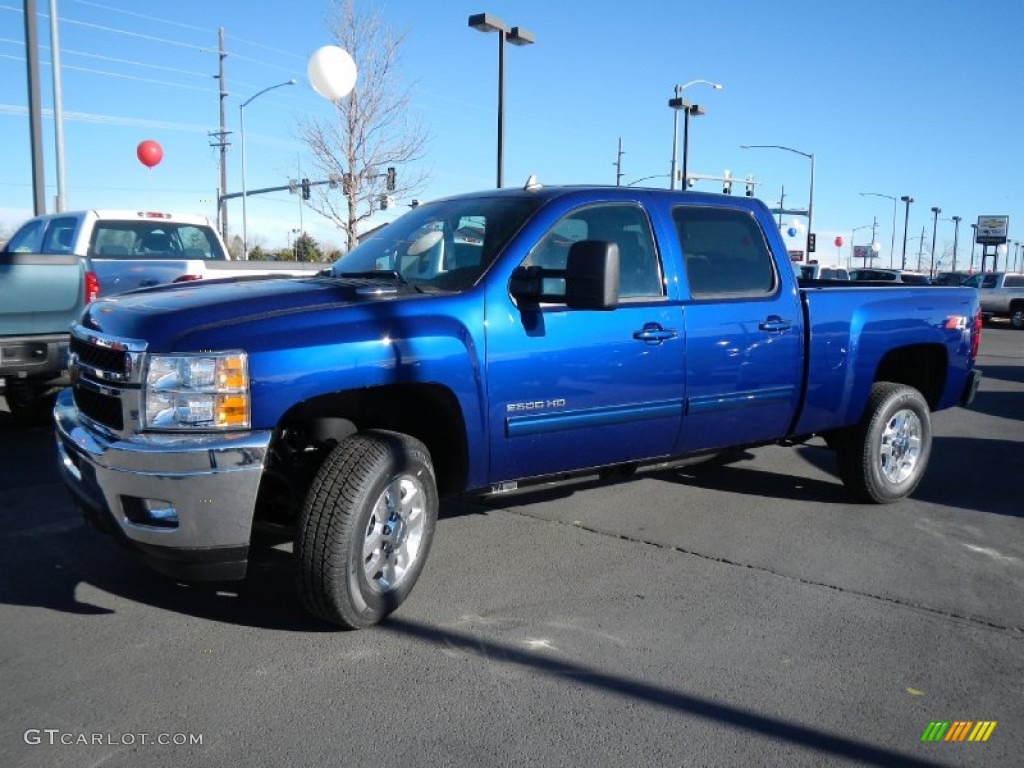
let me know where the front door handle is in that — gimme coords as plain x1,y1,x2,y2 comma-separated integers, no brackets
758,316,792,333
633,322,677,344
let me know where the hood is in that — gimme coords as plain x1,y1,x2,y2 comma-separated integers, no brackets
80,275,420,350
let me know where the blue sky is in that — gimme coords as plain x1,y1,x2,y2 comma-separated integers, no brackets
2,0,1022,270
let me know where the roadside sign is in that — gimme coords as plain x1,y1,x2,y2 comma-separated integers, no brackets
975,215,1009,244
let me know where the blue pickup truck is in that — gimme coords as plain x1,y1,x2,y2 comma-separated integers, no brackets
54,185,982,628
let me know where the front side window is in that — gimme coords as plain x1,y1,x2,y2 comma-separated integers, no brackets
673,206,776,298
523,203,663,299
5,219,45,253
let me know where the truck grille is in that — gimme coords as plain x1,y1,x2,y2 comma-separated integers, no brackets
70,336,128,374
69,326,147,435
73,386,124,431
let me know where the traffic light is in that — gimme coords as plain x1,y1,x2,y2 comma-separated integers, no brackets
745,175,755,197
301,178,311,200
808,233,816,253
722,169,732,195
386,166,396,192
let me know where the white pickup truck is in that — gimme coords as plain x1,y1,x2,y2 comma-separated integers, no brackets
5,209,323,295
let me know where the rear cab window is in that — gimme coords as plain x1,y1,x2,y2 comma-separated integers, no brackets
88,222,226,260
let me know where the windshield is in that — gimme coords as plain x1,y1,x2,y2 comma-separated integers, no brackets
331,196,542,291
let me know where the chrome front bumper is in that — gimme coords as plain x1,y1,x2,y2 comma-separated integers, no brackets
54,388,272,581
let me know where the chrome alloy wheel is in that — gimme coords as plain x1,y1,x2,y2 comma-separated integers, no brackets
363,474,427,593
878,408,923,484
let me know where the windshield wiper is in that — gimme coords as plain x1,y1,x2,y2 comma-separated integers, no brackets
333,269,426,293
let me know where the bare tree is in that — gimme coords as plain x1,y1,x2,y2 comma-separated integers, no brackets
300,0,429,251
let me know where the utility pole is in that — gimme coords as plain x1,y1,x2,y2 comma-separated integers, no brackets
208,27,231,242
24,0,46,215
614,137,624,186
777,186,785,228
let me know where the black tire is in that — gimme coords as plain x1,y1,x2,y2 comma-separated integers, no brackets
1010,307,1024,330
295,430,438,628
3,379,62,425
835,382,932,504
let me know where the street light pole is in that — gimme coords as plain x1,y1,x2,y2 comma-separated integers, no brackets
929,206,941,278
859,192,898,268
969,224,977,271
741,144,814,261
900,195,914,270
469,13,535,189
240,78,295,259
951,215,961,272
668,80,721,190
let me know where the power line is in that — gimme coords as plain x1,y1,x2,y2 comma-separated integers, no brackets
0,102,212,133
68,0,211,34
0,36,211,78
0,53,217,93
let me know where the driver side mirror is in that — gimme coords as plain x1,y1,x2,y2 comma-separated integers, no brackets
509,240,620,310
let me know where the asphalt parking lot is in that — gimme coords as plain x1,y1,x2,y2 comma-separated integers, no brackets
1,326,1021,768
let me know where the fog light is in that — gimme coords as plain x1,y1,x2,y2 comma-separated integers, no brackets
122,496,179,529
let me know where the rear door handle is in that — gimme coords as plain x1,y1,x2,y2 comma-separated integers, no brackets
633,322,677,344
758,316,792,333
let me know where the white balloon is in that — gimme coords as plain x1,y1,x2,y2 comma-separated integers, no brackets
307,45,358,101
996,243,1008,256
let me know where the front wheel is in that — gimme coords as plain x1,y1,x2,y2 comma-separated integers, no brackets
835,383,932,504
295,430,438,628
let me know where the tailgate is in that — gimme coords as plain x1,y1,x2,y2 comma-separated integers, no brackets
93,258,196,295
0,252,85,335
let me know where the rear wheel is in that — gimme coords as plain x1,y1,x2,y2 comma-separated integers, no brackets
1010,307,1024,330
835,382,932,504
295,430,438,628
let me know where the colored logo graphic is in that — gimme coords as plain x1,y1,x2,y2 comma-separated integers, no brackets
921,721,997,742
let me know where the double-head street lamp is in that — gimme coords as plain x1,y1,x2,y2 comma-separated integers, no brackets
741,144,814,261
859,192,898,268
929,206,942,278
240,78,295,259
900,195,914,270
668,80,722,190
468,13,535,189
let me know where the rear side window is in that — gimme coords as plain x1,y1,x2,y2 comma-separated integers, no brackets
41,217,79,253
89,223,225,260
673,206,776,298
1005,275,1024,288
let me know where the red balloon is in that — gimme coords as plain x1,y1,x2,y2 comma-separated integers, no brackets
834,236,844,247
136,140,163,168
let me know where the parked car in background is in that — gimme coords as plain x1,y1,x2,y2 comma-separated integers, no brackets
792,263,849,280
962,271,1024,328
849,268,932,284
5,210,321,296
932,271,972,286
819,266,850,280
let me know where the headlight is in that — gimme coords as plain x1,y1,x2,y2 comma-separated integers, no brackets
143,352,249,430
